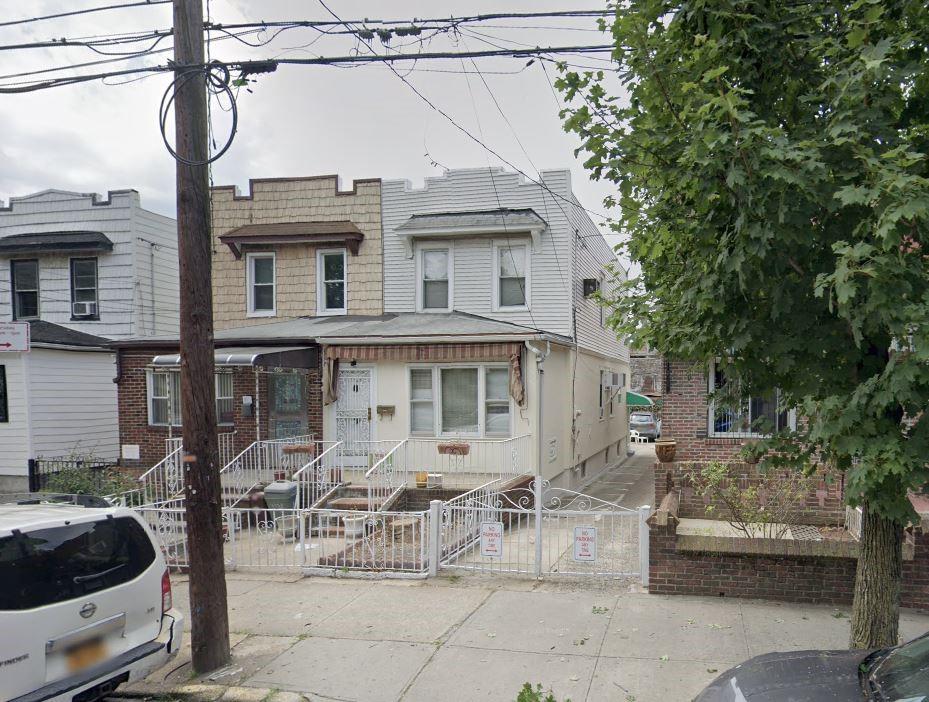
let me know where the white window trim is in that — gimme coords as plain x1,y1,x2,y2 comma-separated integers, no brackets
215,371,234,426
146,369,181,427
492,240,530,312
407,363,512,438
414,243,453,313
317,248,347,316
246,252,276,318
707,362,797,438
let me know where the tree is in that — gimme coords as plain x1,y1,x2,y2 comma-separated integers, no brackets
558,0,929,648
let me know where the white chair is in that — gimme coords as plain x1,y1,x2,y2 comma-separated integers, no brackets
630,430,647,444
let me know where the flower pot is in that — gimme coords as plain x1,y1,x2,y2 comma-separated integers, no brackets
342,515,366,539
415,471,429,488
654,440,677,463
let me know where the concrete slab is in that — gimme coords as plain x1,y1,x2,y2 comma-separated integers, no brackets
447,589,616,655
306,581,490,643
601,595,749,663
402,645,596,702
588,656,727,702
245,636,434,702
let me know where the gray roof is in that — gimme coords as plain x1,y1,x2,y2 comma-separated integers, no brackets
395,208,547,233
0,231,114,256
29,320,111,348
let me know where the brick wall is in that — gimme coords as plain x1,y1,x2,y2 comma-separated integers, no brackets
210,176,383,329
117,348,323,468
630,348,664,397
649,518,929,609
654,460,846,526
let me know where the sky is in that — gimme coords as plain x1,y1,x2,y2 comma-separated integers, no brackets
0,1,628,260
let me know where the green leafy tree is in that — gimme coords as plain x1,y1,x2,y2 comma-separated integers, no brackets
559,0,929,647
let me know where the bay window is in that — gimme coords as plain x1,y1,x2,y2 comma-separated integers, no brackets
409,365,511,437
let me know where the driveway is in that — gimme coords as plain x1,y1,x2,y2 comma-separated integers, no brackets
122,572,929,702
584,441,656,509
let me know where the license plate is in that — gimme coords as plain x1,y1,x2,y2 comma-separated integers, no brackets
66,638,108,672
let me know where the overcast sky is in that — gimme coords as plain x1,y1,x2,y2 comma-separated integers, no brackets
0,1,627,258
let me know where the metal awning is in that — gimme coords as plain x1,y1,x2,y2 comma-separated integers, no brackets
219,221,364,259
0,231,114,256
151,346,318,369
395,208,547,257
626,391,654,407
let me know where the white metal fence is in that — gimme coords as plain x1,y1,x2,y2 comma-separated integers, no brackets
165,432,238,469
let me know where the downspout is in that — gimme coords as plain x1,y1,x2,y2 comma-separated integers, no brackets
254,367,261,442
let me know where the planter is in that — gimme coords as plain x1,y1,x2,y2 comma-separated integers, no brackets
415,471,429,488
342,515,366,539
437,442,470,456
655,440,677,463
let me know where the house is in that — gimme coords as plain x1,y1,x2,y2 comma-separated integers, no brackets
0,189,179,338
0,320,119,491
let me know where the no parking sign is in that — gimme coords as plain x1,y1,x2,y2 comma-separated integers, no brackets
573,526,597,562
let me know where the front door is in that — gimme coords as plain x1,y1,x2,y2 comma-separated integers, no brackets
268,371,308,439
335,367,372,467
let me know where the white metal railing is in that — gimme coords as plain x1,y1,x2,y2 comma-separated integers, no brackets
404,435,532,488
219,434,316,505
292,441,343,509
165,431,237,468
362,440,407,510
137,447,183,506
846,505,863,540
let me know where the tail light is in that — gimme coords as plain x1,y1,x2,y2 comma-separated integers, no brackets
161,569,173,613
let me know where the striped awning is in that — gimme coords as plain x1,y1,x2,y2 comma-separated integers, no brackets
324,342,522,362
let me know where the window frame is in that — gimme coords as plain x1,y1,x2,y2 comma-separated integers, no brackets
10,259,39,321
147,368,237,427
408,367,436,435
69,257,99,320
492,241,530,312
215,371,234,426
246,252,276,318
407,363,512,438
707,361,796,438
317,248,347,316
0,365,7,423
416,244,453,313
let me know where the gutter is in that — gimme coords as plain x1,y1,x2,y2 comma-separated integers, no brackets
317,333,572,346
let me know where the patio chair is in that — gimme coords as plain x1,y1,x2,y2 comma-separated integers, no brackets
630,430,647,444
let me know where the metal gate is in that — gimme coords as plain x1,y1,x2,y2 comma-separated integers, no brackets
334,367,373,468
438,479,649,581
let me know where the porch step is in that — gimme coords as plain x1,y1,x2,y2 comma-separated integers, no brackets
328,497,382,511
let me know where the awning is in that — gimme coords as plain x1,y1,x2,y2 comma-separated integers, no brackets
395,208,547,257
0,231,114,256
219,221,364,259
626,391,654,407
152,346,318,369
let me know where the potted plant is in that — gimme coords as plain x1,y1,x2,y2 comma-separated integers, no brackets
415,471,429,488
654,439,677,463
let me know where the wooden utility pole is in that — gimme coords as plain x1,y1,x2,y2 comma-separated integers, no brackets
173,0,230,673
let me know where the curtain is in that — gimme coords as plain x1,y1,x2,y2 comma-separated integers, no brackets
323,356,340,406
509,352,526,407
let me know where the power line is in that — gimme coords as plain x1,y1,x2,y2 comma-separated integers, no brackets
0,1,171,29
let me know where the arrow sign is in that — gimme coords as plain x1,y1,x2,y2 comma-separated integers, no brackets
0,322,29,353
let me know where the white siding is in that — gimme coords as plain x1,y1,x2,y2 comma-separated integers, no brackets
0,354,29,477
27,348,119,461
0,189,179,339
382,169,575,336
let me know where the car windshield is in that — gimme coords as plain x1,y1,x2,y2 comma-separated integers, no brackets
871,632,929,698
631,414,653,422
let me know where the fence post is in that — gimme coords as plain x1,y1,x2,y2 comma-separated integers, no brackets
534,476,543,578
428,499,442,577
638,505,651,588
227,508,236,571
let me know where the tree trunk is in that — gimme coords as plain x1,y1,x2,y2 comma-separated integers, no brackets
850,502,903,649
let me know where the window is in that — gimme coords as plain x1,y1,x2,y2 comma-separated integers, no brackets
11,259,38,320
420,248,451,311
246,253,275,316
70,257,98,318
494,243,528,309
148,369,237,427
409,368,435,434
215,372,234,424
709,362,794,437
0,365,7,423
408,365,511,437
317,249,346,315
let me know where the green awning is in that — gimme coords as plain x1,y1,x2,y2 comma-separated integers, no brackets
626,391,654,407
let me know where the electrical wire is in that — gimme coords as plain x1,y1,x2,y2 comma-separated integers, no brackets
0,1,171,29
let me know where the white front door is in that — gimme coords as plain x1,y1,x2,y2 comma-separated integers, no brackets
335,367,373,467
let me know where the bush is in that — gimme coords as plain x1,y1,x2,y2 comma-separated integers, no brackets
45,465,137,500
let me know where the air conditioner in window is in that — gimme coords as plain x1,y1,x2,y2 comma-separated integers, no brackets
72,301,97,317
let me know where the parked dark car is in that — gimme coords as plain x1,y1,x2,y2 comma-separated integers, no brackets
694,631,929,701
629,411,661,440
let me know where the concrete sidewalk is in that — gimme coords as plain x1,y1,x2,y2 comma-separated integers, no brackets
117,572,929,702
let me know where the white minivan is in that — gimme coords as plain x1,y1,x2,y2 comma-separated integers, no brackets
0,497,184,702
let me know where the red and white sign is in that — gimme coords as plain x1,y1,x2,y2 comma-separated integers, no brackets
573,526,597,562
0,322,29,353
480,521,504,559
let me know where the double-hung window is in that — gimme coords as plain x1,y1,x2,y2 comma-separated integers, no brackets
70,257,99,319
708,362,794,437
247,253,275,316
11,259,39,320
494,243,528,310
318,249,346,315
420,248,450,311
215,372,234,424
148,369,236,426
408,365,511,437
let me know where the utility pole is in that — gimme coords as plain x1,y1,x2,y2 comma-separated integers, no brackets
173,0,230,673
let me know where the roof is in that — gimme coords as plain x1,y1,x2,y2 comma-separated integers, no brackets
0,231,114,256
219,221,365,259
29,320,111,349
395,208,547,234
313,312,550,343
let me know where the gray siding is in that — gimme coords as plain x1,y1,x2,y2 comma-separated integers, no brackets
0,189,178,339
0,354,29,476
